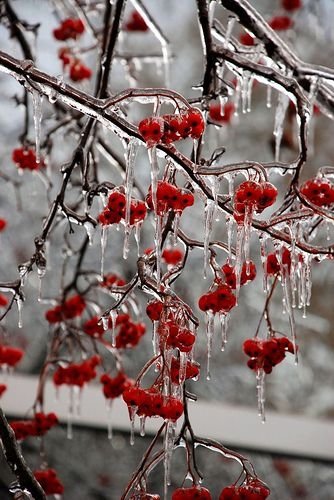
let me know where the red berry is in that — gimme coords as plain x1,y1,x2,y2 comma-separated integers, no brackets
239,32,255,46
269,16,294,31
0,384,7,397
139,117,164,146
282,0,302,11
162,248,184,265
243,338,263,358
53,18,85,40
125,11,148,32
69,61,92,82
219,486,240,500
146,300,164,321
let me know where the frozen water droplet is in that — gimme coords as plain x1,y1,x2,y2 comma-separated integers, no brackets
109,309,118,347
31,90,43,164
203,200,215,279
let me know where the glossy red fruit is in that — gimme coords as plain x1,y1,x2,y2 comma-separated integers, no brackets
125,11,148,32
34,469,64,495
138,117,164,146
243,338,263,358
282,0,302,11
269,16,294,31
172,485,211,499
219,486,240,500
239,32,255,46
146,300,164,321
69,61,92,82
53,18,85,40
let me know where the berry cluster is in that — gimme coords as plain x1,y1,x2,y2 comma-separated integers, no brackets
243,336,295,374
114,313,146,349
300,178,334,207
53,18,85,40
146,181,194,216
100,372,133,399
101,273,126,288
266,248,291,276
268,16,293,31
0,384,7,397
34,469,64,496
123,387,184,421
138,108,205,147
12,147,44,171
209,102,235,124
159,320,196,353
0,344,24,367
146,299,164,321
198,283,236,314
220,478,270,499
0,294,8,307
45,294,86,323
83,315,105,339
162,247,184,265
99,189,147,226
53,355,101,387
10,412,58,441
0,219,7,232
170,356,200,384
57,47,92,82
234,181,278,216
125,11,148,32
172,486,211,499
222,261,257,289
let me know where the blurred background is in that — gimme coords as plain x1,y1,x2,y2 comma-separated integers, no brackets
1,0,334,498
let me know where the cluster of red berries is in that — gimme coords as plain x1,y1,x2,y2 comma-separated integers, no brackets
124,11,148,32
266,248,291,276
219,478,270,499
0,344,24,367
53,355,100,387
34,469,64,496
222,261,257,289
209,102,235,124
100,273,126,288
159,320,196,353
58,47,92,82
146,181,194,216
172,486,211,499
234,181,278,216
83,315,105,339
146,299,164,321
170,356,200,384
0,219,7,232
114,313,146,349
161,247,184,265
10,412,58,441
123,387,184,421
268,15,293,31
99,189,147,226
12,147,44,171
138,108,205,146
243,336,295,374
45,295,86,323
0,384,7,397
198,283,236,314
300,177,334,207
100,372,133,399
53,18,85,40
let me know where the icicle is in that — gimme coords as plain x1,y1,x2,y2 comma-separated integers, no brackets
139,416,146,437
203,200,215,279
101,315,109,331
129,406,137,446
84,221,95,246
173,212,181,245
148,147,160,214
219,312,229,351
100,226,108,278
259,234,269,293
234,223,245,300
256,369,266,423
226,215,234,262
106,400,113,440
67,387,74,439
205,311,215,381
16,297,23,329
273,92,289,162
163,420,175,498
123,139,139,260
152,320,159,356
109,309,118,348
134,222,142,256
154,215,163,284
266,85,272,109
241,71,252,114
243,206,253,271
73,386,82,415
233,74,242,116
282,271,298,364
18,264,29,287
179,351,187,384
224,15,237,48
31,90,43,163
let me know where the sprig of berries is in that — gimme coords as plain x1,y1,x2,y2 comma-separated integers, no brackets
34,469,64,496
0,345,24,367
99,189,147,226
300,177,334,207
243,336,295,374
12,147,44,171
10,412,58,441
198,282,236,314
53,355,101,387
53,18,85,40
100,372,133,399
146,181,194,216
125,11,149,32
234,181,278,217
45,294,86,323
123,387,184,421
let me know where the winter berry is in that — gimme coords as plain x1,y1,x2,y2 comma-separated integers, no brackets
146,299,164,321
172,486,212,499
209,102,235,124
219,486,240,500
282,0,302,11
269,16,294,31
0,219,7,231
257,182,278,211
125,11,148,32
34,469,64,495
53,18,85,41
239,32,255,46
183,108,205,139
138,117,164,146
243,338,263,358
69,60,92,82
0,384,7,397
0,294,8,307
12,147,44,171
162,247,183,265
